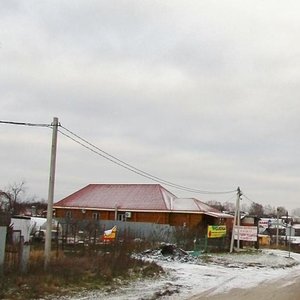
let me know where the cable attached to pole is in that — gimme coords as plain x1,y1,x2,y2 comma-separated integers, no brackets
0,120,51,127
59,125,237,195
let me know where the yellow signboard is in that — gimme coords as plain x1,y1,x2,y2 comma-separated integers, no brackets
102,225,117,242
207,225,226,238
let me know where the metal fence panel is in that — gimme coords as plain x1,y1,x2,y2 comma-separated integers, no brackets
99,220,176,243
0,226,7,274
4,230,22,272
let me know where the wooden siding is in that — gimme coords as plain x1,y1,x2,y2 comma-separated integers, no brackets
55,209,168,225
169,213,203,227
55,208,197,227
54,208,230,231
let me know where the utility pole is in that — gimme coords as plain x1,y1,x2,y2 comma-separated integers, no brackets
288,221,291,258
230,187,242,253
44,117,59,270
276,207,279,247
237,188,241,250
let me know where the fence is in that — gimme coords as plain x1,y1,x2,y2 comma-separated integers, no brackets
54,218,231,252
4,230,23,273
99,220,175,243
55,218,176,246
194,236,230,253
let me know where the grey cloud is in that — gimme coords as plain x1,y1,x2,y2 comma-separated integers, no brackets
1,1,300,210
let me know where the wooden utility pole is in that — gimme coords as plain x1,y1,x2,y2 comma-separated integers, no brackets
44,117,59,270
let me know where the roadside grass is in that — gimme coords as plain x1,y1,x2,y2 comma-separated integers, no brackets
1,242,164,300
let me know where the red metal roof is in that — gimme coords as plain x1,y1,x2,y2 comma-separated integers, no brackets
54,184,231,216
54,184,177,211
171,198,221,212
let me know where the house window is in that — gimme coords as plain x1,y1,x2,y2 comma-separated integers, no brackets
66,211,72,219
117,213,125,221
92,212,99,220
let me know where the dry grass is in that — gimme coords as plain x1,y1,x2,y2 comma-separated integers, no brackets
1,242,163,300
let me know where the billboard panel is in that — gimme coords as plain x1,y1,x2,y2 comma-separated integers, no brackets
234,226,257,241
207,225,227,238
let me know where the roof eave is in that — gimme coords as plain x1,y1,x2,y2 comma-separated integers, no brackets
54,206,233,216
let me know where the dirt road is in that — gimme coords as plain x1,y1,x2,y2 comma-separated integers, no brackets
189,272,300,300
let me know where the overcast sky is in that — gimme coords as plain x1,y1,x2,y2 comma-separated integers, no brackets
1,1,299,212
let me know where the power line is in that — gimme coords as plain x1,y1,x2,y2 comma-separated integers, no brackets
0,118,237,195
242,193,264,208
242,193,256,204
58,128,215,193
59,125,237,195
0,120,52,127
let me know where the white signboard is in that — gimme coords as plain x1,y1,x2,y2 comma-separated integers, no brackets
234,226,257,242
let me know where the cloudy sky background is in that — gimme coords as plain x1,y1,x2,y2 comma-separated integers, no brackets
1,1,299,211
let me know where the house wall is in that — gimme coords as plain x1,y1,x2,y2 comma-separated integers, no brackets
55,208,169,224
55,208,203,227
54,208,231,232
225,218,234,231
133,212,168,224
168,213,203,227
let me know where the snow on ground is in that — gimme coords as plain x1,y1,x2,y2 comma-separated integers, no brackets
62,249,300,300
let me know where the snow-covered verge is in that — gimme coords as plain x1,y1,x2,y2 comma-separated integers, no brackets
59,249,300,300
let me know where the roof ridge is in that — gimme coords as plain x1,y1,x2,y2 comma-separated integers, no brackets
157,184,169,210
87,183,161,186
193,198,205,212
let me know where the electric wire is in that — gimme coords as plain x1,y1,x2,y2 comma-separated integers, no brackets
58,129,220,193
0,120,51,127
242,193,256,204
58,129,190,189
59,125,237,195
60,126,236,194
0,118,237,195
243,192,266,211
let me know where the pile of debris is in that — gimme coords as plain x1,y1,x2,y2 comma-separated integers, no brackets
135,243,199,264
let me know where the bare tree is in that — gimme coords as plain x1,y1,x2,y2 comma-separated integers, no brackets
205,200,225,212
0,191,12,212
292,208,300,217
249,202,264,216
223,201,236,212
1,181,47,216
4,181,26,215
263,204,276,217
276,206,288,218
240,202,250,214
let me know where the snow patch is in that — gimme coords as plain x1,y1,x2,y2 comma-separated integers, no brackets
59,249,300,300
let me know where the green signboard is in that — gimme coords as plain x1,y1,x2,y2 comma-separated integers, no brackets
207,225,226,238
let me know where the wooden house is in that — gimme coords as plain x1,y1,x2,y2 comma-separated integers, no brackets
53,184,233,231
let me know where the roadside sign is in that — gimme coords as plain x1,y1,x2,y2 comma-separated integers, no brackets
234,226,257,241
207,225,226,238
103,225,117,242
